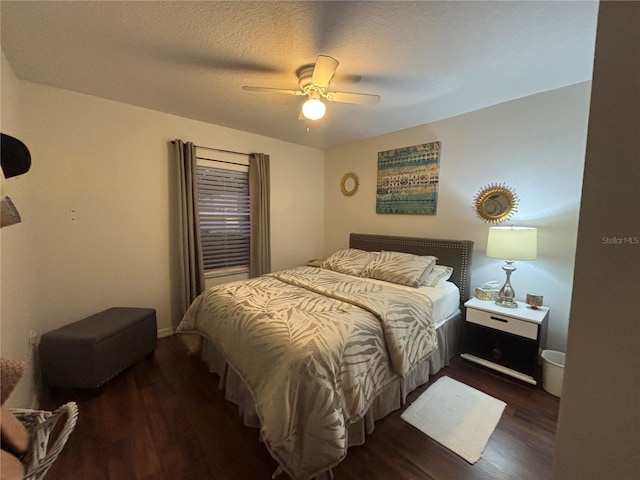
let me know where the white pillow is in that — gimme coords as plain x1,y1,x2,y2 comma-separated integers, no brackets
421,265,454,287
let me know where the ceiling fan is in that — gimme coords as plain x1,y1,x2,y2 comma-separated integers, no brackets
242,55,380,121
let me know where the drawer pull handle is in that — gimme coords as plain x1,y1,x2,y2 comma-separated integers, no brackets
490,316,509,323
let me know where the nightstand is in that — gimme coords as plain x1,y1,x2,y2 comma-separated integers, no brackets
461,297,549,385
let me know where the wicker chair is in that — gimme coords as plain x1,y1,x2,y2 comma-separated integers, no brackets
11,402,79,480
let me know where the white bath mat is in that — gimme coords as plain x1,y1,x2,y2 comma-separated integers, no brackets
401,376,506,463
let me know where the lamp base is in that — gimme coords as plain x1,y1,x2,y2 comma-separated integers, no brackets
495,261,519,308
495,297,519,308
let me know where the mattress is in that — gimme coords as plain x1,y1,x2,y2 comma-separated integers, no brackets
357,276,460,327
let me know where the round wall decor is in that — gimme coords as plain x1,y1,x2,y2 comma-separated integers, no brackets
473,183,519,223
340,172,359,197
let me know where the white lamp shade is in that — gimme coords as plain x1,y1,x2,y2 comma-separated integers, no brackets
302,98,326,120
486,226,537,260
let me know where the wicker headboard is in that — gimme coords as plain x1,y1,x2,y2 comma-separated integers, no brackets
349,233,474,305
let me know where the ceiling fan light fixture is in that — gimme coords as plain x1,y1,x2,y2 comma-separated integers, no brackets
302,97,325,120
242,55,380,121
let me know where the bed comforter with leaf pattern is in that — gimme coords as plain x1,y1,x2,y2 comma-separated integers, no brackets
177,266,437,479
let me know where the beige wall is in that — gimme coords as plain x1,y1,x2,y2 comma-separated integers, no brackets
1,50,30,405
325,83,592,352
0,51,22,134
554,2,640,478
0,52,324,407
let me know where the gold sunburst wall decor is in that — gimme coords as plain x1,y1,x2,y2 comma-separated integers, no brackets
473,183,519,224
340,172,359,196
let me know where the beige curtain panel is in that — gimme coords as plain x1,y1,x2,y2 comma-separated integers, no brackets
175,139,205,313
249,153,271,277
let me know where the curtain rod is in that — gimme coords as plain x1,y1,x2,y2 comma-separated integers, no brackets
196,156,247,168
171,140,250,157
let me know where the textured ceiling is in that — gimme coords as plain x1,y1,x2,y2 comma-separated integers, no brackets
1,1,598,150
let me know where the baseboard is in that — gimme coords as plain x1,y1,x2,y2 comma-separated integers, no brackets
157,327,175,338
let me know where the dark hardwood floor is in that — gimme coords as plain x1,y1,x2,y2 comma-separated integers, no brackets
41,335,560,480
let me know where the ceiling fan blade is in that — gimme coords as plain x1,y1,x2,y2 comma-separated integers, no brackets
311,55,339,88
326,91,381,105
242,86,304,96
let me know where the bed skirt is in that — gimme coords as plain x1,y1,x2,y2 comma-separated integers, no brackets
199,309,461,479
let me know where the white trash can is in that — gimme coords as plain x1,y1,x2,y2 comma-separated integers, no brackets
541,350,566,397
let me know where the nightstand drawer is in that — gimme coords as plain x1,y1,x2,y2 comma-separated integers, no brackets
467,308,538,340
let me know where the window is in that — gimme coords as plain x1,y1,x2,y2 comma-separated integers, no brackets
196,162,250,275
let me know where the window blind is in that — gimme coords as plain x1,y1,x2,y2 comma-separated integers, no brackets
196,165,250,272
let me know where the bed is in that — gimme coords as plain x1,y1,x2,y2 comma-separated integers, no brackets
176,233,473,479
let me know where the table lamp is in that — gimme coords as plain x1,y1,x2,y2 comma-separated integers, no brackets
486,226,537,308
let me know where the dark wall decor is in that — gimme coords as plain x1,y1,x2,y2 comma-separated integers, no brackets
1,133,32,227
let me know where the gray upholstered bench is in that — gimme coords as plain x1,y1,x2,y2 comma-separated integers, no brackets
39,307,157,389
